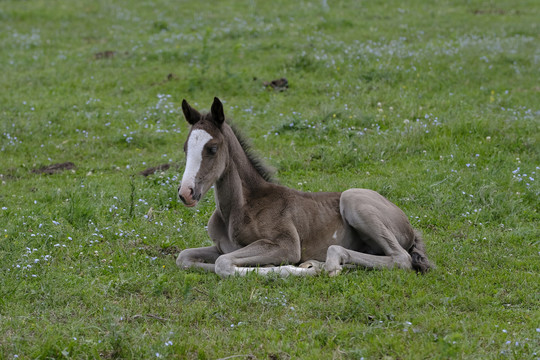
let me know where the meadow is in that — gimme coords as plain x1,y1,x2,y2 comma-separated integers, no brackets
0,0,539,358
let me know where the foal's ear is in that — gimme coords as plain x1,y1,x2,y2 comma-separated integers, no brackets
182,99,201,125
211,97,225,127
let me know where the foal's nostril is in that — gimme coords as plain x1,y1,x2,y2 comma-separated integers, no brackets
189,187,194,196
178,194,186,203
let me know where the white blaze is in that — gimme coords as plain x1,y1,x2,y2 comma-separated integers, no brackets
181,129,213,189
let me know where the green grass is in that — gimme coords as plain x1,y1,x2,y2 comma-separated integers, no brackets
1,0,539,358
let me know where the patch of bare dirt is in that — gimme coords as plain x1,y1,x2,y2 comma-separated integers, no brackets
0,172,18,181
94,50,116,59
151,73,179,86
262,77,288,91
159,245,181,256
166,73,178,81
138,243,181,258
268,353,290,360
32,162,76,174
138,163,170,176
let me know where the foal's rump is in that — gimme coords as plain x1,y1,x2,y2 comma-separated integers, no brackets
338,188,432,272
340,188,415,245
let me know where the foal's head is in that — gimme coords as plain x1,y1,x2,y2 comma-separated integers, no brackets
178,97,229,207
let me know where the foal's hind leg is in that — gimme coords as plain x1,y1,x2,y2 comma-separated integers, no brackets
325,189,413,276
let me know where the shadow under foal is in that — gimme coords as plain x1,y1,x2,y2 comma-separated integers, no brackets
176,97,432,277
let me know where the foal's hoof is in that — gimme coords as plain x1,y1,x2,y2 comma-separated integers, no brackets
327,269,342,277
324,264,343,277
299,260,324,273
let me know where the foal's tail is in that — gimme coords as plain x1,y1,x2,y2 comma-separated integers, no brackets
409,230,433,274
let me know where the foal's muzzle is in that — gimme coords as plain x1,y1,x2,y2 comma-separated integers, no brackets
178,183,201,207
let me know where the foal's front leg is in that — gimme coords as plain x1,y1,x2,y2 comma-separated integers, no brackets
214,238,316,277
176,245,221,273
176,210,227,273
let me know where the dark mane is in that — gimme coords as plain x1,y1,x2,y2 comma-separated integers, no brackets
229,122,277,183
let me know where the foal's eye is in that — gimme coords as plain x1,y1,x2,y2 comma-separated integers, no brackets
207,146,218,155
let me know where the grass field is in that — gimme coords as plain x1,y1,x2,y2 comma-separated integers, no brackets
1,0,539,358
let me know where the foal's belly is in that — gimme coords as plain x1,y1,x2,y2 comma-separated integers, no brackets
299,222,348,262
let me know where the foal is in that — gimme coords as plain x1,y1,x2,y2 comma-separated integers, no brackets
176,97,431,277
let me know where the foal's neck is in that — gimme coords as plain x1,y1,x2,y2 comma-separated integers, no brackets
214,125,268,218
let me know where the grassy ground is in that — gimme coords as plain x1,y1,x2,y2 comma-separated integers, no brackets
1,0,539,358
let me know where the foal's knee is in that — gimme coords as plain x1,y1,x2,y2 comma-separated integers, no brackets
214,256,234,277
327,245,348,260
176,250,194,269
